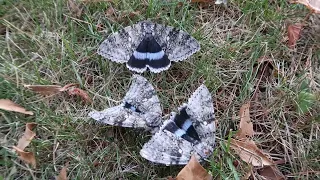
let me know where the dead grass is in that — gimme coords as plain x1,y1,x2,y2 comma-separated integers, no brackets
0,0,319,179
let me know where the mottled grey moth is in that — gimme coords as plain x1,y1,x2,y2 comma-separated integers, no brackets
140,84,216,165
98,20,200,73
88,75,162,131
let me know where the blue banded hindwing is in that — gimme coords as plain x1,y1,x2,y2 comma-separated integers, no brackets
140,84,216,165
98,20,200,73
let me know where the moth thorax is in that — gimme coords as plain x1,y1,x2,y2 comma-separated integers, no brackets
142,24,154,33
144,33,154,40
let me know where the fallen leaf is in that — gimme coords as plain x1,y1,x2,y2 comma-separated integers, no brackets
67,87,92,103
24,85,62,95
230,139,274,167
258,165,285,180
292,0,320,13
24,83,91,103
235,103,254,140
12,146,36,168
287,23,303,49
176,155,212,180
59,83,79,92
0,99,34,115
16,123,37,150
56,162,69,180
68,0,83,18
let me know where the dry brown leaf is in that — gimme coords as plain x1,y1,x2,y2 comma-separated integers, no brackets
287,23,303,49
0,99,34,115
176,155,212,180
25,83,91,103
230,139,274,167
292,0,320,13
59,83,79,92
24,83,77,94
258,165,285,180
16,123,37,150
235,103,254,140
56,162,69,180
12,146,36,168
67,87,92,103
24,85,62,95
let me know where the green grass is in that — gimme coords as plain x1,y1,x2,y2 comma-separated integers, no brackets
1,0,319,179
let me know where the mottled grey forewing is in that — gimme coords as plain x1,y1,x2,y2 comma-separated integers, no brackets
89,75,162,130
140,84,216,165
186,84,215,124
124,75,162,128
98,24,143,63
153,22,200,62
88,105,148,128
140,117,195,165
186,84,216,158
98,21,200,73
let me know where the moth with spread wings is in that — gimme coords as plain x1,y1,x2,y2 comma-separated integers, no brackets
140,84,216,165
88,75,162,131
98,20,200,73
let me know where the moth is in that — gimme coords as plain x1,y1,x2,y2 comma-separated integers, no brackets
140,84,216,165
88,75,162,131
98,20,200,73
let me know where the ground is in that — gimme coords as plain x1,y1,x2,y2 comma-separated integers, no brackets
0,0,319,179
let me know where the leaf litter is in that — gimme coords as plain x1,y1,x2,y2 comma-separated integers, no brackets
176,155,212,180
257,166,285,180
230,139,274,167
12,123,37,168
23,85,62,95
287,23,303,49
56,162,69,180
292,0,320,13
66,86,93,103
12,146,37,168
230,102,285,179
235,103,254,140
24,83,92,103
16,123,37,150
0,99,34,115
